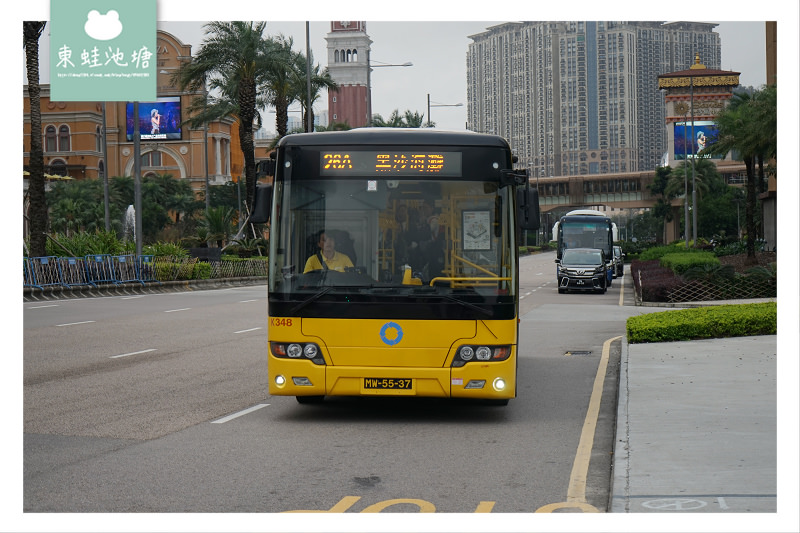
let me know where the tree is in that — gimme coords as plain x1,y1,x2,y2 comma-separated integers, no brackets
173,22,286,210
24,21,48,256
647,166,674,244
263,35,297,139
198,206,235,248
371,109,427,128
704,86,777,260
316,121,352,132
291,51,338,132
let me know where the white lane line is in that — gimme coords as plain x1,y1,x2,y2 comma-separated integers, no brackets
234,327,263,334
27,304,60,309
121,295,145,300
56,321,96,327
239,299,258,303
164,308,191,313
211,404,270,424
110,348,157,359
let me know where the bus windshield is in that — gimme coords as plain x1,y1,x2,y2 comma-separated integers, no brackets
560,220,612,253
268,175,515,319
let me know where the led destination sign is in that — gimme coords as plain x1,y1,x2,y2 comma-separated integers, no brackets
320,151,462,176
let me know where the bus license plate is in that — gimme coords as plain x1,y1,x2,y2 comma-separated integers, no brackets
363,378,413,390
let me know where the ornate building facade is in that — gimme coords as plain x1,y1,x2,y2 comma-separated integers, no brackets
23,30,242,194
325,21,371,128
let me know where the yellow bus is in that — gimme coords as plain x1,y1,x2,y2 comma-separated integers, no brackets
250,129,539,405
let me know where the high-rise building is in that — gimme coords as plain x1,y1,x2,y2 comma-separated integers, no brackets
467,21,721,177
325,21,371,128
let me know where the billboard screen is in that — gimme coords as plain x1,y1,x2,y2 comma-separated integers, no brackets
673,121,722,160
126,97,182,141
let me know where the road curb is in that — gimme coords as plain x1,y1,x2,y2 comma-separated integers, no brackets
609,336,631,512
23,277,267,302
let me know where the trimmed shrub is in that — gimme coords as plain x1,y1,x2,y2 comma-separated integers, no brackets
144,241,189,258
626,302,777,343
660,251,720,276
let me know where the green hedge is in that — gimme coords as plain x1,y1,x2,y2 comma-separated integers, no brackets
660,251,720,276
152,261,211,281
626,302,777,343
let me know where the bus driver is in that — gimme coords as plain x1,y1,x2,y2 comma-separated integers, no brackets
303,230,354,273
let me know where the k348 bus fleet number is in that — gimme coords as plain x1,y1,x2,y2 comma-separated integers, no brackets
270,318,293,327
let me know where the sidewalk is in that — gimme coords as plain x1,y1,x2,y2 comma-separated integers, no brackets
610,334,778,513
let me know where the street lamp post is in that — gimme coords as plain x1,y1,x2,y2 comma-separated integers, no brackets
367,54,412,126
426,93,463,128
675,101,691,246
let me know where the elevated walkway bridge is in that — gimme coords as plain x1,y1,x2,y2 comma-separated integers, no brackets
531,163,746,243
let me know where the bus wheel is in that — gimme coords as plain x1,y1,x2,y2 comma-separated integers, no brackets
296,395,325,404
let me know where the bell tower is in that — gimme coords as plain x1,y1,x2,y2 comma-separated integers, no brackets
325,21,372,128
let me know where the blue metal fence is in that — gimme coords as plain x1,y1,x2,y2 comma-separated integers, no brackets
24,255,161,290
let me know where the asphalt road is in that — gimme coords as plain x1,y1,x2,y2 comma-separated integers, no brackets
21,252,663,527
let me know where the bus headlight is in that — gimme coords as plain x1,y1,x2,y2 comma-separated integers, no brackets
303,344,318,359
493,378,506,391
271,342,325,365
475,346,491,361
452,345,512,366
459,346,475,361
287,343,303,358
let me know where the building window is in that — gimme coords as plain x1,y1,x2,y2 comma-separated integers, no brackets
96,126,102,152
141,151,162,167
49,159,67,176
98,160,105,179
45,125,57,152
58,125,70,152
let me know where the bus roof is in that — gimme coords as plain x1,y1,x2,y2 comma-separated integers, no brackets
559,214,612,222
277,128,511,149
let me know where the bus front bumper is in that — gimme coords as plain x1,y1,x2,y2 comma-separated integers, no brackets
268,357,516,400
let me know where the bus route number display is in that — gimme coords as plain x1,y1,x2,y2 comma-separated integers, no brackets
320,151,462,176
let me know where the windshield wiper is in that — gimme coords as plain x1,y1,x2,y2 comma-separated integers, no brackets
290,286,333,314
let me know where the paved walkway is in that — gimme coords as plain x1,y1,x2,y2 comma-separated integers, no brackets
611,334,779,515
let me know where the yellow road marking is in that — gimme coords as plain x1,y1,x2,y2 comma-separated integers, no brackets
536,335,621,513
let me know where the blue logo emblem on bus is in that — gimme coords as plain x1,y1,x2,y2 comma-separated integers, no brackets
380,322,403,346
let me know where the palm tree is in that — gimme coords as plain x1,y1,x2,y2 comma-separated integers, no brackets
665,158,716,200
173,22,286,210
263,35,297,139
704,86,777,260
316,121,351,132
647,166,674,244
24,21,48,256
291,52,338,132
402,110,427,128
371,109,427,128
198,206,235,248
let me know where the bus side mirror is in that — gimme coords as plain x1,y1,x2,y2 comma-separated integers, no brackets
249,184,272,224
517,188,540,231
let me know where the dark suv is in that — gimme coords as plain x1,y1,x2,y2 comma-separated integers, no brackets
556,248,608,294
612,245,624,278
